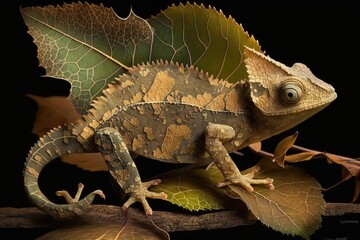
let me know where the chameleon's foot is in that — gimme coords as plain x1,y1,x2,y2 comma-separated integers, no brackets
56,182,105,203
216,166,274,192
122,179,167,215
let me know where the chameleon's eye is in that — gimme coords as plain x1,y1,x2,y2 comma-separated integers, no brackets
279,81,302,104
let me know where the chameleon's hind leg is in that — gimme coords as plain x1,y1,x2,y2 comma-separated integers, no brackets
205,123,274,192
94,127,167,215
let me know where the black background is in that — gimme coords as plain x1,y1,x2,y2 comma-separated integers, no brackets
1,0,359,239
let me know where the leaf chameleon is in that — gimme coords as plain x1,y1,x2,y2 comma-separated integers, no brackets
22,3,336,217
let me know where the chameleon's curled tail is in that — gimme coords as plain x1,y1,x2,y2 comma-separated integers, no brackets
24,125,103,218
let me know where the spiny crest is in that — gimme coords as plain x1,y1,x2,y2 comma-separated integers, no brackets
27,125,66,157
244,46,291,84
129,60,209,79
127,60,234,87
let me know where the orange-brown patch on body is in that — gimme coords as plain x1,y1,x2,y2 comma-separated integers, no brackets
144,127,155,140
120,79,134,88
225,89,242,112
123,117,139,131
206,93,226,111
28,167,39,177
80,126,94,140
132,134,146,151
34,154,42,162
152,103,162,115
143,71,175,102
131,92,143,104
155,124,191,159
181,92,213,107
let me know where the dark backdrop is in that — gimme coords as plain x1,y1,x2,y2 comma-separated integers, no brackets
1,0,359,239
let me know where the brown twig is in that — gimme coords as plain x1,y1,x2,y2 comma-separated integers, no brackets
291,144,358,161
248,143,358,162
0,204,359,231
0,206,254,231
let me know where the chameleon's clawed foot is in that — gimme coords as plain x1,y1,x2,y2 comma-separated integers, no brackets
122,179,167,215
216,167,274,192
56,182,105,203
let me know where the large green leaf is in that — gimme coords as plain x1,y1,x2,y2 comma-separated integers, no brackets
148,3,261,83
21,2,261,114
21,2,153,114
151,168,231,211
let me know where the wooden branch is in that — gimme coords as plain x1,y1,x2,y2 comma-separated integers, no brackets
1,203,359,232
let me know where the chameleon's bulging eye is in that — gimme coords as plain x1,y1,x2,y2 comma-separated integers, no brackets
279,82,302,104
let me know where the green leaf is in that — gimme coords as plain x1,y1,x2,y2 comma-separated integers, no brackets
151,168,230,211
21,2,153,114
21,2,261,114
208,160,325,240
148,2,261,83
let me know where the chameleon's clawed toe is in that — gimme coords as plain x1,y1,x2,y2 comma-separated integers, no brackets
216,167,274,192
56,182,105,203
122,179,167,215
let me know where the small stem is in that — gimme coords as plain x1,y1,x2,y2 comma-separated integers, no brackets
246,147,274,158
290,144,318,153
291,144,357,161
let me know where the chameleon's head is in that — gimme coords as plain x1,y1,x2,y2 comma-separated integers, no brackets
244,47,337,133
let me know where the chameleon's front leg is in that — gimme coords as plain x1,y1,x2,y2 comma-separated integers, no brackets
94,127,167,215
205,123,274,192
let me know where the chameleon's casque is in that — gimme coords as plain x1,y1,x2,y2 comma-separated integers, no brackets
24,47,336,217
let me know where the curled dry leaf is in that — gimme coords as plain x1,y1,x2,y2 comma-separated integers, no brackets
319,153,360,202
27,95,81,137
269,133,360,202
273,131,298,167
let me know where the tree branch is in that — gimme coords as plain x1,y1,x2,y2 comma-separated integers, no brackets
1,203,359,232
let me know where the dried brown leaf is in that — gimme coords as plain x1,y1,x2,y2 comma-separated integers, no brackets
28,95,80,136
207,160,325,239
248,142,262,152
353,175,360,202
273,131,298,167
29,95,108,171
284,142,360,202
61,153,108,172
324,153,360,177
284,151,320,163
37,213,169,240
323,153,360,202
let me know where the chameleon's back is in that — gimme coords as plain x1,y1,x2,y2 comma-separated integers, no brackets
73,62,253,164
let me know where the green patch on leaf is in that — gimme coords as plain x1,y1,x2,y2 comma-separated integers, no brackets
21,2,152,114
151,168,231,211
148,2,261,83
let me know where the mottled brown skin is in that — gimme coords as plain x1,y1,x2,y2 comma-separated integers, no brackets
24,47,337,217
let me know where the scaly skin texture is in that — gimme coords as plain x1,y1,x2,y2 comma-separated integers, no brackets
24,47,337,217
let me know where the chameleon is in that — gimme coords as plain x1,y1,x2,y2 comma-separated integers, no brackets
24,47,337,217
